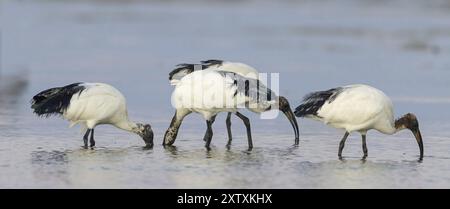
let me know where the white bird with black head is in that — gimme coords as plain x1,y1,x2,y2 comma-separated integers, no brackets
165,60,299,150
294,84,424,161
31,83,154,148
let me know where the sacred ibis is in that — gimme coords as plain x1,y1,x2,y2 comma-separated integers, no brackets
31,82,154,148
294,84,424,160
170,60,278,147
165,60,299,150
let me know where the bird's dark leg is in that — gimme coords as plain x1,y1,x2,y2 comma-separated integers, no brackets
202,121,209,142
83,129,91,149
90,129,95,148
204,116,216,150
235,112,253,151
226,112,233,148
202,117,215,142
362,134,368,160
338,132,350,160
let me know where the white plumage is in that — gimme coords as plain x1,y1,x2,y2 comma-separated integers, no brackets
202,61,259,80
171,70,271,117
308,85,394,134
169,60,259,86
64,83,128,128
31,82,153,148
164,60,299,150
295,84,424,160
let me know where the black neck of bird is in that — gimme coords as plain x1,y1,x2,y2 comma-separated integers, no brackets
395,113,419,131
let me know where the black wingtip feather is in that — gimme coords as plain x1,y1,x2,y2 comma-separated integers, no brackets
294,87,344,117
31,82,86,117
168,60,225,81
168,64,197,80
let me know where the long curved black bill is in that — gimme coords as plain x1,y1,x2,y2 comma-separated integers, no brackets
282,107,300,145
413,129,424,161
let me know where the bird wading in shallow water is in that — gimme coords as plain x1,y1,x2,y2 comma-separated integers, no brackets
31,83,154,149
294,84,424,161
165,60,299,150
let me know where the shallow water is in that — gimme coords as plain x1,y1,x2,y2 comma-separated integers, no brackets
1,0,450,188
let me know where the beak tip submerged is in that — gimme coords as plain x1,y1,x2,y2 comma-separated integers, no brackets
281,108,300,145
295,137,300,145
413,129,424,161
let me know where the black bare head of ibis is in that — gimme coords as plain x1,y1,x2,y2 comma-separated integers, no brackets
395,113,424,160
278,96,300,145
137,123,154,148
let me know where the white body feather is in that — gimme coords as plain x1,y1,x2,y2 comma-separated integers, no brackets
172,62,275,120
170,61,260,86
206,61,259,79
314,84,396,134
63,83,132,130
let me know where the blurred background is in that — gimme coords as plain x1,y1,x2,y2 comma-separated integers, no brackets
0,0,450,188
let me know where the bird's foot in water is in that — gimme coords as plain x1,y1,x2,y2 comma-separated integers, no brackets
226,143,232,150
361,155,368,161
